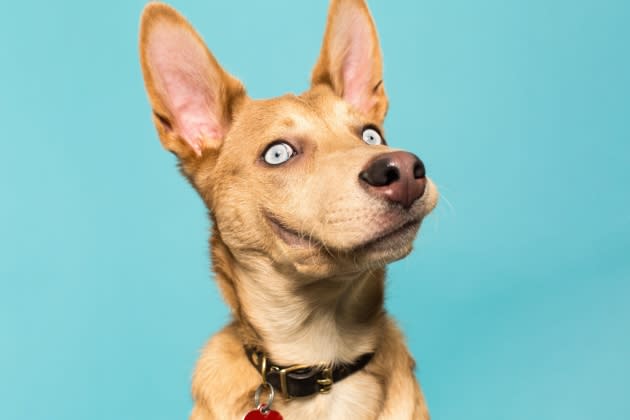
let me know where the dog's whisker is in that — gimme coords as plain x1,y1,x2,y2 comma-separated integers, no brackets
434,183,456,217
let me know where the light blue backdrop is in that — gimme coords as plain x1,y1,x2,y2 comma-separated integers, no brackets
1,1,628,419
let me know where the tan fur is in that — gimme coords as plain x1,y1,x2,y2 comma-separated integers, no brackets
139,1,437,419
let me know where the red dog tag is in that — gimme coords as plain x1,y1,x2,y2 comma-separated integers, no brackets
243,405,283,420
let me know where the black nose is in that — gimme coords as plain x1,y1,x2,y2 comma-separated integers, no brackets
359,151,426,208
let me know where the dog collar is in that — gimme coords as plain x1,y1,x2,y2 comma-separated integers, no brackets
245,347,374,400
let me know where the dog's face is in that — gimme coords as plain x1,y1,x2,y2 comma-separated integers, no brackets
207,91,438,277
139,1,438,279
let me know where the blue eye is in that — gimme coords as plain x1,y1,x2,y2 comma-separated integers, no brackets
362,127,383,145
263,142,296,165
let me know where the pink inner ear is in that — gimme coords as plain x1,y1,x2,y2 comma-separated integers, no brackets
333,10,377,115
147,24,224,154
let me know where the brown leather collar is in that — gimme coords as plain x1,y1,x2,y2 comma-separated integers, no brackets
245,347,374,399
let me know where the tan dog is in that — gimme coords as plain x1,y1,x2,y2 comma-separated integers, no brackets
139,1,437,418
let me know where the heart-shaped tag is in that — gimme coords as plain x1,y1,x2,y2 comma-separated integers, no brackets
243,405,283,420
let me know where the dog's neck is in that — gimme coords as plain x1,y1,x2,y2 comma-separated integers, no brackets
215,243,386,366
235,264,385,365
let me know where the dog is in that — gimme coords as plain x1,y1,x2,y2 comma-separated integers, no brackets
139,1,438,418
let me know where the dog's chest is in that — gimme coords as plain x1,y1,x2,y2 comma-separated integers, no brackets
274,372,381,420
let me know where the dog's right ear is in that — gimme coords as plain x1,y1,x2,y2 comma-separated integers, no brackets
139,3,245,159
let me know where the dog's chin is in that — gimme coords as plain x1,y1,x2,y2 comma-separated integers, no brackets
350,219,421,264
265,211,422,271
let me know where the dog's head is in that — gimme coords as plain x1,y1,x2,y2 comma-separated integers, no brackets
139,0,438,279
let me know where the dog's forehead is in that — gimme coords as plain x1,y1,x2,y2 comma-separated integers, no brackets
228,90,359,145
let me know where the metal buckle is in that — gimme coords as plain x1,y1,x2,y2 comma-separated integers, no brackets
317,366,333,394
271,364,311,400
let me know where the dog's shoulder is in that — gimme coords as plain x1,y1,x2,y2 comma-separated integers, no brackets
191,323,257,418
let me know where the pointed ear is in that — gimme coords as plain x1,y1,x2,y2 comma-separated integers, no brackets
139,3,246,159
311,0,387,123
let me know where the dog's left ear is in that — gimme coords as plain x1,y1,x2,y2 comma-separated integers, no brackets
311,0,387,123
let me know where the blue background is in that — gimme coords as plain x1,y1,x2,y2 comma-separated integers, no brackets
1,1,628,419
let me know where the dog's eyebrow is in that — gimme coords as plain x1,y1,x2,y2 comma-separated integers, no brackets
280,118,295,128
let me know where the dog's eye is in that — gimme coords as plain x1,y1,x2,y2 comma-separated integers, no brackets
362,127,383,145
263,142,296,165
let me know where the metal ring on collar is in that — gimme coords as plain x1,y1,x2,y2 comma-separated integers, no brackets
254,382,275,413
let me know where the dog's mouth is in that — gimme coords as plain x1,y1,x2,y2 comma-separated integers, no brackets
265,213,322,249
264,211,421,255
352,219,421,254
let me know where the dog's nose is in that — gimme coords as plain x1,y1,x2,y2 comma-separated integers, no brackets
359,151,427,208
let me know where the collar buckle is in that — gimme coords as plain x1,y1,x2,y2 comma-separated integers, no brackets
272,363,312,400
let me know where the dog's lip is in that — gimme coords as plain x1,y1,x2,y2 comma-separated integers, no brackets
265,211,324,249
352,218,421,252
265,210,420,253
